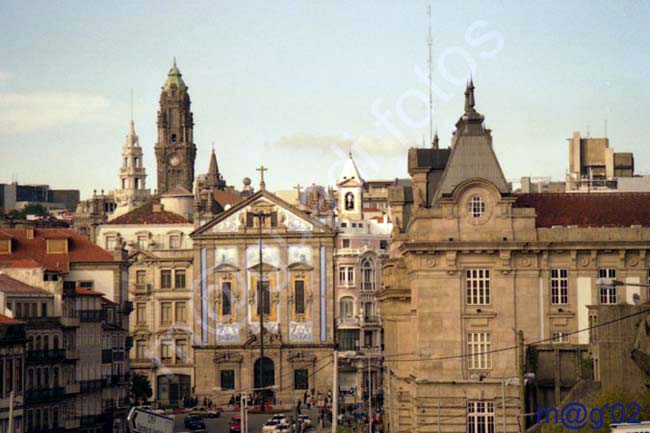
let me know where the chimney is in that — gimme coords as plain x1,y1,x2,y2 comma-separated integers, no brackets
25,227,34,240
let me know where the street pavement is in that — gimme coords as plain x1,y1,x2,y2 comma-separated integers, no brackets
173,408,325,433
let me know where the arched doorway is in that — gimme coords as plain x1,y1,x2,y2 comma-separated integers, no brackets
254,357,275,389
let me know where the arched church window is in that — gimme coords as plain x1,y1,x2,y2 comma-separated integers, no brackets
345,192,355,210
361,257,375,291
171,133,177,143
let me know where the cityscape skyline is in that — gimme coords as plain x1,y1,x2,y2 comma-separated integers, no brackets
2,1,650,198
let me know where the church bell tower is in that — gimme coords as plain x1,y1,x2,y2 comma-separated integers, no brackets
154,59,197,195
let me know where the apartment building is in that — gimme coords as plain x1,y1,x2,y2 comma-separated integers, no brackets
0,315,25,433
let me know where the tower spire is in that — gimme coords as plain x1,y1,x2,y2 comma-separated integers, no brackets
432,130,439,149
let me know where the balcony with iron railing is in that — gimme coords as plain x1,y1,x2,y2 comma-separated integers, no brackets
79,310,105,322
362,315,382,325
27,349,66,364
25,386,65,403
336,317,360,328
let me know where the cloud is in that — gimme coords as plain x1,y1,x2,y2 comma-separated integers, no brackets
270,133,409,157
0,92,111,134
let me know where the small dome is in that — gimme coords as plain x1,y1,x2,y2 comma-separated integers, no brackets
243,177,252,186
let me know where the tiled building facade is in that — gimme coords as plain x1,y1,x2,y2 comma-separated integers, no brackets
191,189,336,405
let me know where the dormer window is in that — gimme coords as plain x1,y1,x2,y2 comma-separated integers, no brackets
345,193,355,210
46,238,68,254
0,239,11,254
467,195,486,219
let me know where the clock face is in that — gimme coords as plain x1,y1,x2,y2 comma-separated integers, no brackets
168,155,180,167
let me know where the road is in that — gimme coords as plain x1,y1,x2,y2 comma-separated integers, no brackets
173,408,324,433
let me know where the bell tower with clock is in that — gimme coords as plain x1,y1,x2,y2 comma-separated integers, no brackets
154,59,197,195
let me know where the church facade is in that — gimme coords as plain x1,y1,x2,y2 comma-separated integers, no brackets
190,187,336,405
381,82,650,433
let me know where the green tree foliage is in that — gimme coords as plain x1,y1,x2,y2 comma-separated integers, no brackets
130,373,153,404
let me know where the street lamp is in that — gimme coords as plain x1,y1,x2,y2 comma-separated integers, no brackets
250,210,271,413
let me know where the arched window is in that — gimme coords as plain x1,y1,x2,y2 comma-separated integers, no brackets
43,335,49,351
467,195,486,218
361,257,375,291
35,335,41,350
53,336,59,350
344,192,355,210
339,296,354,318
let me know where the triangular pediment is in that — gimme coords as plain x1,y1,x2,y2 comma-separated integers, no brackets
248,262,279,272
192,190,333,237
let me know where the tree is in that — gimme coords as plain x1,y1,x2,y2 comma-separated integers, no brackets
130,373,153,404
22,203,48,217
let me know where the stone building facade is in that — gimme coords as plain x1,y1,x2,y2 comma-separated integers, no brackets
155,60,197,195
191,188,336,405
380,82,650,433
0,228,130,433
334,154,391,403
96,202,195,405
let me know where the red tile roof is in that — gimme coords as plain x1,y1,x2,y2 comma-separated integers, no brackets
107,201,189,225
0,228,115,272
75,287,104,297
514,193,650,228
0,259,43,269
0,314,23,324
0,274,49,294
213,189,243,209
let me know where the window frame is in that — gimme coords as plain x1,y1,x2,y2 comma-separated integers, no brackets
550,268,568,305
466,269,491,305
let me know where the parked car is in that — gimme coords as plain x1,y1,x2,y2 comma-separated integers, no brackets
271,414,288,424
297,415,312,428
190,406,221,418
229,416,242,433
274,423,290,433
184,415,206,430
262,420,279,433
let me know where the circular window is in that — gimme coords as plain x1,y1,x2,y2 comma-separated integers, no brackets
467,195,486,219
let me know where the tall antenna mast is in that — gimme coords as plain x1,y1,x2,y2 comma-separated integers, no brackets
427,2,434,147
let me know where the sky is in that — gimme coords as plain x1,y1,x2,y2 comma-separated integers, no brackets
1,1,649,198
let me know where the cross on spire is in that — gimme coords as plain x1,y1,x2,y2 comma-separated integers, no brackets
257,165,268,190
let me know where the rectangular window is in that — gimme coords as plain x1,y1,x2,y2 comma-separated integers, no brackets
160,340,172,361
598,269,617,304
380,240,388,250
294,368,309,390
46,239,67,254
136,303,146,325
175,269,186,288
347,267,354,285
551,332,567,343
294,280,305,314
337,329,359,351
222,282,232,316
342,239,350,248
467,401,495,433
466,269,490,305
136,235,147,250
41,303,47,317
175,302,186,323
136,270,146,287
221,370,235,390
136,340,147,359
161,270,172,289
169,234,181,249
161,302,172,324
257,281,271,315
551,269,568,305
467,333,491,370
175,339,187,362
105,236,116,251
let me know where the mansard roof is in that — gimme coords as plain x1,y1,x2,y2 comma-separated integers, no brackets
515,193,650,228
433,81,509,202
